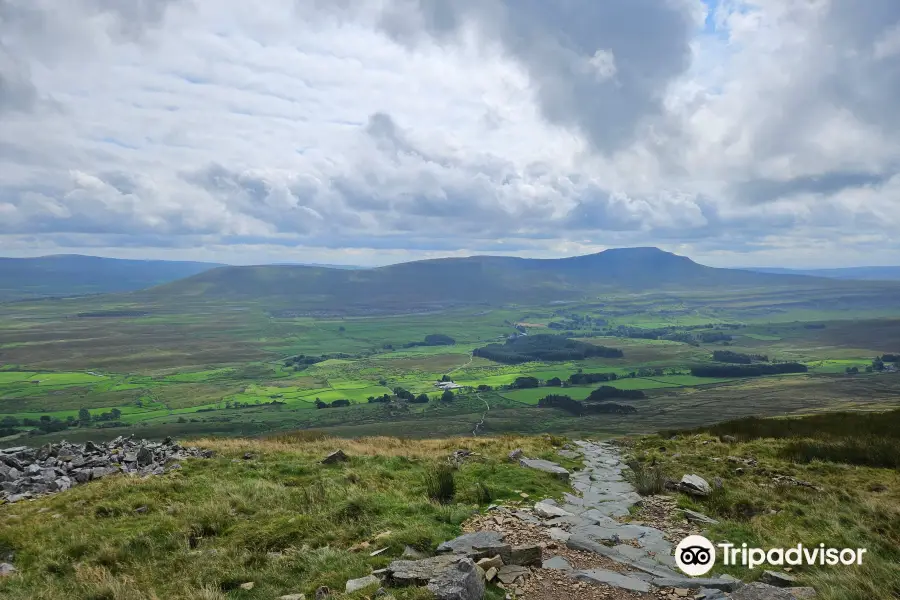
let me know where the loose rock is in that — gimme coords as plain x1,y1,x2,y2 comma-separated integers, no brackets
760,570,798,587
346,575,380,593
322,450,348,464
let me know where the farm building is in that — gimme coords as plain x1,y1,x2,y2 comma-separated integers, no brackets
434,381,462,390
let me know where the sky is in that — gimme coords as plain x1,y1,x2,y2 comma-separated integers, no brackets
2,0,900,268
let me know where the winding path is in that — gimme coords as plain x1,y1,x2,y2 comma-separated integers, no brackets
471,393,490,436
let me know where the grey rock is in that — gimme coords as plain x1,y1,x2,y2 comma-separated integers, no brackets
436,531,505,556
518,458,569,480
322,450,348,464
137,446,154,467
696,588,728,599
508,544,541,567
0,562,16,577
402,545,428,560
541,556,573,571
426,557,485,600
574,569,651,592
760,571,798,587
345,575,380,593
679,474,712,496
279,595,306,600
388,555,464,586
475,555,503,570
315,585,330,600
683,509,719,524
547,527,570,543
534,501,573,518
496,565,528,585
507,449,523,461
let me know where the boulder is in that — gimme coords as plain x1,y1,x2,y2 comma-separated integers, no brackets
508,449,524,462
345,575,380,593
760,571,798,588
484,567,497,582
0,563,16,577
679,474,712,496
322,450,349,464
426,558,485,600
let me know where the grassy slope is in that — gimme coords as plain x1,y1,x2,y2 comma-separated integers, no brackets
0,435,575,600
624,412,900,600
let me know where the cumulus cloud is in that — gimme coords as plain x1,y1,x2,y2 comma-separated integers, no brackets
1,0,900,266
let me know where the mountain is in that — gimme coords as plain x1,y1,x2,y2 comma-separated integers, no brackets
0,255,223,302
747,266,900,281
142,247,867,314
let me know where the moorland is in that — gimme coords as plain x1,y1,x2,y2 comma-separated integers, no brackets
1,247,899,447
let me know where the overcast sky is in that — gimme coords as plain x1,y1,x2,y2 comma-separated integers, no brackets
2,0,899,268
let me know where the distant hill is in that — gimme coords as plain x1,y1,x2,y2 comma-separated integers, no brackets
0,255,222,302
747,266,900,281
141,247,865,314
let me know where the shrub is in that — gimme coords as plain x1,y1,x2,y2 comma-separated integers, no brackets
424,464,456,504
629,462,666,496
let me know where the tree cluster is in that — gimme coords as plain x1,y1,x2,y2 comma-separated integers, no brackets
473,334,623,365
567,371,618,385
510,376,540,389
691,363,808,377
537,394,637,416
712,350,769,364
586,385,646,401
401,334,457,349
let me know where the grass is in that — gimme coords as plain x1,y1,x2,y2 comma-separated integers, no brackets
0,434,572,600
624,411,900,600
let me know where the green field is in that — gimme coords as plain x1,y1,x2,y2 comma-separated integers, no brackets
1,285,899,445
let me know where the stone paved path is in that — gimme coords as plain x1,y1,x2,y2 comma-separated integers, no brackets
547,440,741,597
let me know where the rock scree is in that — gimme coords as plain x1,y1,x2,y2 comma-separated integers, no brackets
0,436,212,504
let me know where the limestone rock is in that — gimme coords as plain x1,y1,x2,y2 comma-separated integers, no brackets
496,565,528,585
0,563,16,577
760,570,798,587
345,575,380,593
534,501,573,519
388,555,464,586
436,531,505,556
541,556,573,571
508,545,541,567
678,474,712,496
518,458,569,480
426,558,485,600
279,595,306,600
475,555,503,570
683,509,719,524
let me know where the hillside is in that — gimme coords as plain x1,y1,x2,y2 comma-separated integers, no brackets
748,266,900,281
0,255,221,302
141,247,860,314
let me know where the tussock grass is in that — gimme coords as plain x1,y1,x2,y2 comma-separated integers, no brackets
0,434,569,600
627,460,667,496
780,437,900,469
424,464,456,504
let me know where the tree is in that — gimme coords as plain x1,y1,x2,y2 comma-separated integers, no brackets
441,374,452,382
0,416,20,427
110,408,122,420
546,377,562,387
441,390,455,402
412,393,430,403
873,358,885,372
78,408,91,423
40,415,51,423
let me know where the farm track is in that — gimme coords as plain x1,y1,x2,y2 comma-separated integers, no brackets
472,393,489,436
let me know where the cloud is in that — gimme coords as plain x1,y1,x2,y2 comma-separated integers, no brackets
1,0,900,267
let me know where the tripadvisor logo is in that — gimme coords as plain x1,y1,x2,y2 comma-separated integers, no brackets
675,535,868,576
675,535,716,576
